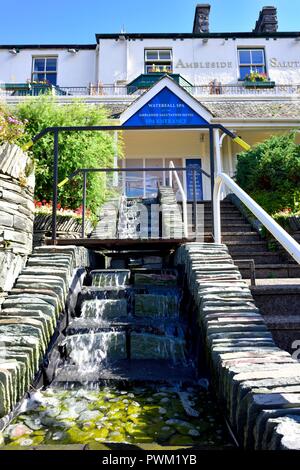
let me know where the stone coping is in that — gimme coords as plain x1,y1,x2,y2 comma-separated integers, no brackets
0,245,89,420
175,242,300,450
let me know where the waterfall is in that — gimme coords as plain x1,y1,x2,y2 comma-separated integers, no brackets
79,299,128,322
62,331,126,373
117,196,141,239
91,270,130,288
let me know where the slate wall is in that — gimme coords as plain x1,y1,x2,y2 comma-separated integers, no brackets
0,245,89,421
0,143,35,293
175,243,300,450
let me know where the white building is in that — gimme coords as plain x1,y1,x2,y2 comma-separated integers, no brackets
1,4,300,199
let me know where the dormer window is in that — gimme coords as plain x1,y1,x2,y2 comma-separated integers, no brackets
144,49,173,73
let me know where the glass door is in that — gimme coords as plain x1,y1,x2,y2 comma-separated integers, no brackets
125,159,144,197
145,159,164,197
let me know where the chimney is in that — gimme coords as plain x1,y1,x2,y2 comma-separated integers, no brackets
253,6,278,33
193,4,211,34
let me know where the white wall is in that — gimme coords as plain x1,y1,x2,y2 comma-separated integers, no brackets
98,37,300,85
0,37,299,87
0,49,96,87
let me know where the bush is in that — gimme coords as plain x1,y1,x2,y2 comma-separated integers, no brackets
0,103,26,143
15,97,123,216
236,132,300,214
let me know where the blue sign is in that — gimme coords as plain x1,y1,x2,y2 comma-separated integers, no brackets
186,159,203,201
123,87,209,127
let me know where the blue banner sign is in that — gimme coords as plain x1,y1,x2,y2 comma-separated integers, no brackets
123,87,209,127
186,159,203,201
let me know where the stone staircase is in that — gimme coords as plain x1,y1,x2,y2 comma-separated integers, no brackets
201,200,300,280
201,200,300,353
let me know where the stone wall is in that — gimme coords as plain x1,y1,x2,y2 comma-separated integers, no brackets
33,214,93,247
0,245,89,421
175,243,300,450
0,143,35,292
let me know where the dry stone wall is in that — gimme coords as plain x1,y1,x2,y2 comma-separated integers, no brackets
0,245,89,420
0,143,35,292
175,243,300,450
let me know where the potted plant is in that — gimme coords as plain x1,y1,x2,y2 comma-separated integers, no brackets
243,72,275,88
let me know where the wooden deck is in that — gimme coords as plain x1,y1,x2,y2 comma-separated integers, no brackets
45,237,200,251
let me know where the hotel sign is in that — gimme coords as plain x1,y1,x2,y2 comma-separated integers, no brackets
270,58,300,68
123,87,209,127
176,60,233,69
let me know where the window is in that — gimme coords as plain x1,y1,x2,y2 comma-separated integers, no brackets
238,49,266,80
144,49,173,74
32,57,58,85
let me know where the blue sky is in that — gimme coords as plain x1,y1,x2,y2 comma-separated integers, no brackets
0,0,299,44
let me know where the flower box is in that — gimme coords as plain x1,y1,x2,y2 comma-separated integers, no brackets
243,80,275,89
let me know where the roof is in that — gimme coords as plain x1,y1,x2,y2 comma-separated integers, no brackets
96,32,300,41
203,100,300,120
0,44,96,50
119,75,213,126
104,99,300,121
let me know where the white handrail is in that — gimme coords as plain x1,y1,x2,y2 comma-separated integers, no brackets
213,172,300,264
168,161,188,238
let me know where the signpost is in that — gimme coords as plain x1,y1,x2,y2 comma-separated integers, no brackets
186,158,203,201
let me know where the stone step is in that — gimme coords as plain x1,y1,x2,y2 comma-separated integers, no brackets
205,224,253,233
53,359,195,386
66,318,184,337
251,284,300,316
232,252,282,264
227,241,268,253
221,232,261,242
239,264,300,279
204,215,246,223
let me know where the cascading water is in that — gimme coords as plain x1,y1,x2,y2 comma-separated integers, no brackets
91,270,130,288
117,196,141,239
62,331,126,373
1,266,235,449
79,299,128,322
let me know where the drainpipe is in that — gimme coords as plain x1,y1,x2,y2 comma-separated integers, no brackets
213,129,223,243
95,43,100,85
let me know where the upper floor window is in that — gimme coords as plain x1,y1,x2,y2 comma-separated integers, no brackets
32,57,57,85
238,49,266,80
144,49,173,74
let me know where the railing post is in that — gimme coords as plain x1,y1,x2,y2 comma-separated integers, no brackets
169,167,173,187
82,171,87,239
192,168,197,235
52,130,59,244
209,128,215,237
213,175,222,244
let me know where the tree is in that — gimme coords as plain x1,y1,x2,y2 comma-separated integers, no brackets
236,132,300,214
16,97,123,216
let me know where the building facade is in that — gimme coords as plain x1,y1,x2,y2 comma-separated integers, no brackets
1,4,300,199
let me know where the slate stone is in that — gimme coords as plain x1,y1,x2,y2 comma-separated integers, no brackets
131,332,186,364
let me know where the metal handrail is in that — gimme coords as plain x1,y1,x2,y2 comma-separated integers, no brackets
2,83,300,98
168,161,188,238
213,172,300,264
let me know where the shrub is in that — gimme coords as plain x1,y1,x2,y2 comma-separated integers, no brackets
15,97,123,216
236,132,300,214
0,103,26,143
